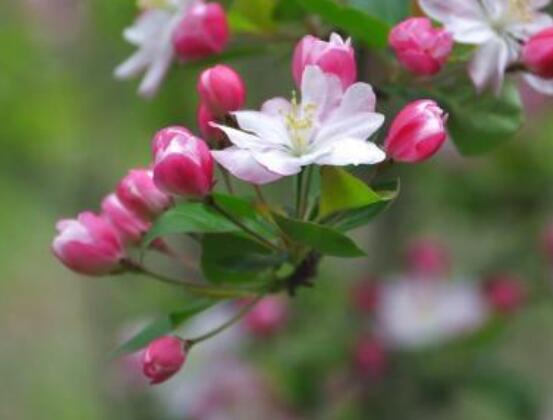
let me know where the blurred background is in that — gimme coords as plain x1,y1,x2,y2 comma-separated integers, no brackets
2,0,553,419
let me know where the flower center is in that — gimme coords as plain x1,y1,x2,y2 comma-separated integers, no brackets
284,92,317,156
507,0,532,22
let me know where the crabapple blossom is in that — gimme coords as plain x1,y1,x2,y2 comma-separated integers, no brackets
384,100,447,163
212,65,385,185
52,211,125,276
152,126,214,197
354,336,387,378
142,336,187,384
406,238,450,278
101,193,150,245
116,168,172,221
197,103,225,142
389,17,453,76
114,0,228,98
292,33,357,89
376,278,489,349
197,65,246,117
419,0,553,94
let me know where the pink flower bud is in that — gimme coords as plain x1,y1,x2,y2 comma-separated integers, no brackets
354,336,387,379
384,99,447,163
52,212,125,276
101,194,150,245
197,103,225,143
523,27,553,79
172,2,229,61
389,17,453,76
406,238,450,278
292,33,357,89
483,274,525,314
197,65,246,117
152,127,214,197
151,125,193,157
244,297,288,337
350,278,379,313
142,336,186,385
116,168,172,221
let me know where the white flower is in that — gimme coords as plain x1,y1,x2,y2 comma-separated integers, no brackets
212,65,386,185
114,0,193,98
420,0,552,94
376,278,489,350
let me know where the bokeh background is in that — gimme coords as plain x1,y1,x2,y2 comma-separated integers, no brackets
2,0,553,419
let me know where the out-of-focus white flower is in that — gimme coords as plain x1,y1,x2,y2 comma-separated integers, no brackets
114,0,193,98
419,0,552,94
212,65,385,185
376,278,489,350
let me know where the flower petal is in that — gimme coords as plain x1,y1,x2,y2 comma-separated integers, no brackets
468,37,511,94
212,147,283,185
419,0,495,44
212,124,265,150
522,73,553,95
301,65,343,121
233,111,290,147
261,97,292,116
138,46,175,98
250,148,303,176
314,138,386,166
315,113,385,149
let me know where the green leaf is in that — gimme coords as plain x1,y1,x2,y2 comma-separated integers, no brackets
273,0,306,21
113,299,216,357
273,214,365,257
330,178,400,232
229,0,278,34
296,0,390,48
349,0,409,24
143,202,238,248
201,233,279,284
319,167,382,218
438,81,524,156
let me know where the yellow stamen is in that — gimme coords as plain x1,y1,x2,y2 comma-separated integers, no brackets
508,0,532,22
283,91,317,155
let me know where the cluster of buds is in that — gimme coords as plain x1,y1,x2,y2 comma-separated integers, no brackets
53,168,172,276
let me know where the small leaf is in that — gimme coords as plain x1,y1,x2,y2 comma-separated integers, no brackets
273,214,365,257
319,167,382,218
329,178,400,232
296,0,390,47
348,0,409,24
143,202,238,248
113,299,216,357
201,233,279,283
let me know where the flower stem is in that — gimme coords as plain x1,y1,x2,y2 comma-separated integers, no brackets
206,197,281,252
300,166,314,220
295,170,304,218
188,295,264,346
220,167,235,195
123,260,255,299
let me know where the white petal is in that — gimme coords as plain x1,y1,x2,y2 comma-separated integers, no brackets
114,49,152,80
261,97,291,117
468,37,511,94
138,47,174,98
508,13,553,39
233,111,290,147
531,0,551,9
316,113,385,148
314,138,386,167
301,65,342,121
419,0,495,44
123,10,172,45
250,149,303,176
212,124,266,150
523,73,553,95
332,82,377,116
212,147,282,185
